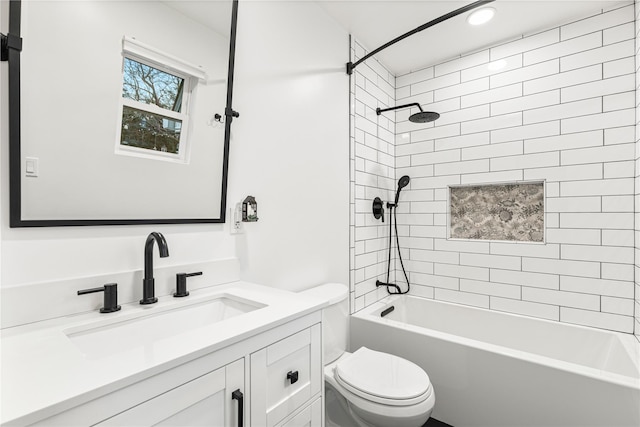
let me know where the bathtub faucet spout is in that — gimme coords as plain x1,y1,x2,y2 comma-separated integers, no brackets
376,280,402,294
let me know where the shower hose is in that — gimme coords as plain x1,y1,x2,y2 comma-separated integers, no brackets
382,204,410,295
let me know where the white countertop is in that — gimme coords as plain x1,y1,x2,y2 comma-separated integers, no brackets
0,282,325,425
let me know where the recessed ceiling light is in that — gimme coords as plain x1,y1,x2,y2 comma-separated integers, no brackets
467,7,495,26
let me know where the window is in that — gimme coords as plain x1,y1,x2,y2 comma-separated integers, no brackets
116,37,205,163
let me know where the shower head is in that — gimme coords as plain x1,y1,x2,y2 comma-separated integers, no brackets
410,110,440,123
376,103,440,124
394,175,411,205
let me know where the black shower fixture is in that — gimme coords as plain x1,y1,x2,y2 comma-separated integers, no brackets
346,0,495,75
394,175,411,205
376,103,440,124
376,175,412,295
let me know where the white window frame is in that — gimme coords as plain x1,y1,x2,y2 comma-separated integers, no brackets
115,36,206,163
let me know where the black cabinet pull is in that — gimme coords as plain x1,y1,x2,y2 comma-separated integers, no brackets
287,370,299,384
231,389,243,427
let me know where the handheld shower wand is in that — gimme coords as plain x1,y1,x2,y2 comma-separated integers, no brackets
377,176,411,295
394,175,411,206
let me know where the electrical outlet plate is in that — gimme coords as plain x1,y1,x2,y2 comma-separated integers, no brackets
229,205,243,234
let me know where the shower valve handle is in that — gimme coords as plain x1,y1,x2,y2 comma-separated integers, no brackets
373,197,384,222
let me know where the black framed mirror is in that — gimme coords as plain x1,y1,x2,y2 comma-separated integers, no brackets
2,0,239,227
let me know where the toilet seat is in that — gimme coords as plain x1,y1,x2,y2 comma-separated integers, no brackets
334,347,432,407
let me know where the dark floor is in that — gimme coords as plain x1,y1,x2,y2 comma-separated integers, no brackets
423,418,454,427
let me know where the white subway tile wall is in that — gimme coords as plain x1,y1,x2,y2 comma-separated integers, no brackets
350,39,397,312
350,5,638,336
399,4,636,333
634,0,640,341
395,4,635,333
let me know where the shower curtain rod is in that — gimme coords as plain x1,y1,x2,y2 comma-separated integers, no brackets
346,0,495,75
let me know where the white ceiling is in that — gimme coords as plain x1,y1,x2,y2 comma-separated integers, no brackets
316,0,633,76
163,0,233,38
163,0,633,77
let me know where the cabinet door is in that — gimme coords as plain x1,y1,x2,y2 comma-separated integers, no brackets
95,359,244,427
251,325,321,427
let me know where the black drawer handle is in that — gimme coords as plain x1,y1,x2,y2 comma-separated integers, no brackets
287,370,299,384
232,389,243,427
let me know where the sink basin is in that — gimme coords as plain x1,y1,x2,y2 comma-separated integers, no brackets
65,294,266,359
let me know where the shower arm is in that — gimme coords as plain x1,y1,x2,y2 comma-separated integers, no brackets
376,103,423,116
346,0,495,75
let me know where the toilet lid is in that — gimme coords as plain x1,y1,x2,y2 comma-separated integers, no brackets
335,347,431,402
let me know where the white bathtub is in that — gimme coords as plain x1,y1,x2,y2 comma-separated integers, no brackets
350,295,640,427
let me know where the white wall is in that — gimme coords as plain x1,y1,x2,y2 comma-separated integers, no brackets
0,0,349,324
229,0,350,291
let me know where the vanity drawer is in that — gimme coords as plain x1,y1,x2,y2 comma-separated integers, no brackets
251,324,321,427
277,397,322,427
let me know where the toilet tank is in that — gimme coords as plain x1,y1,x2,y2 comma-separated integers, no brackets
299,283,349,364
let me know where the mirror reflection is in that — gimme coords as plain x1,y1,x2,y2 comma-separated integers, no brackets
119,56,186,156
17,0,232,222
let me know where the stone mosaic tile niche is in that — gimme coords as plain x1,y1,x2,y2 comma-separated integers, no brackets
449,182,544,242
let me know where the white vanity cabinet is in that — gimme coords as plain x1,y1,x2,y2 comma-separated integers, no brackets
20,311,323,427
95,359,245,427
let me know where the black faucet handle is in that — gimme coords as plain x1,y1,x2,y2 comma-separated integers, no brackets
174,272,203,297
78,283,121,313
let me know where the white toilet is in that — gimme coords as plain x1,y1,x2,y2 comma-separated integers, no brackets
301,283,435,427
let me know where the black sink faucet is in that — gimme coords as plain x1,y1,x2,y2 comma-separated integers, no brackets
140,232,169,305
